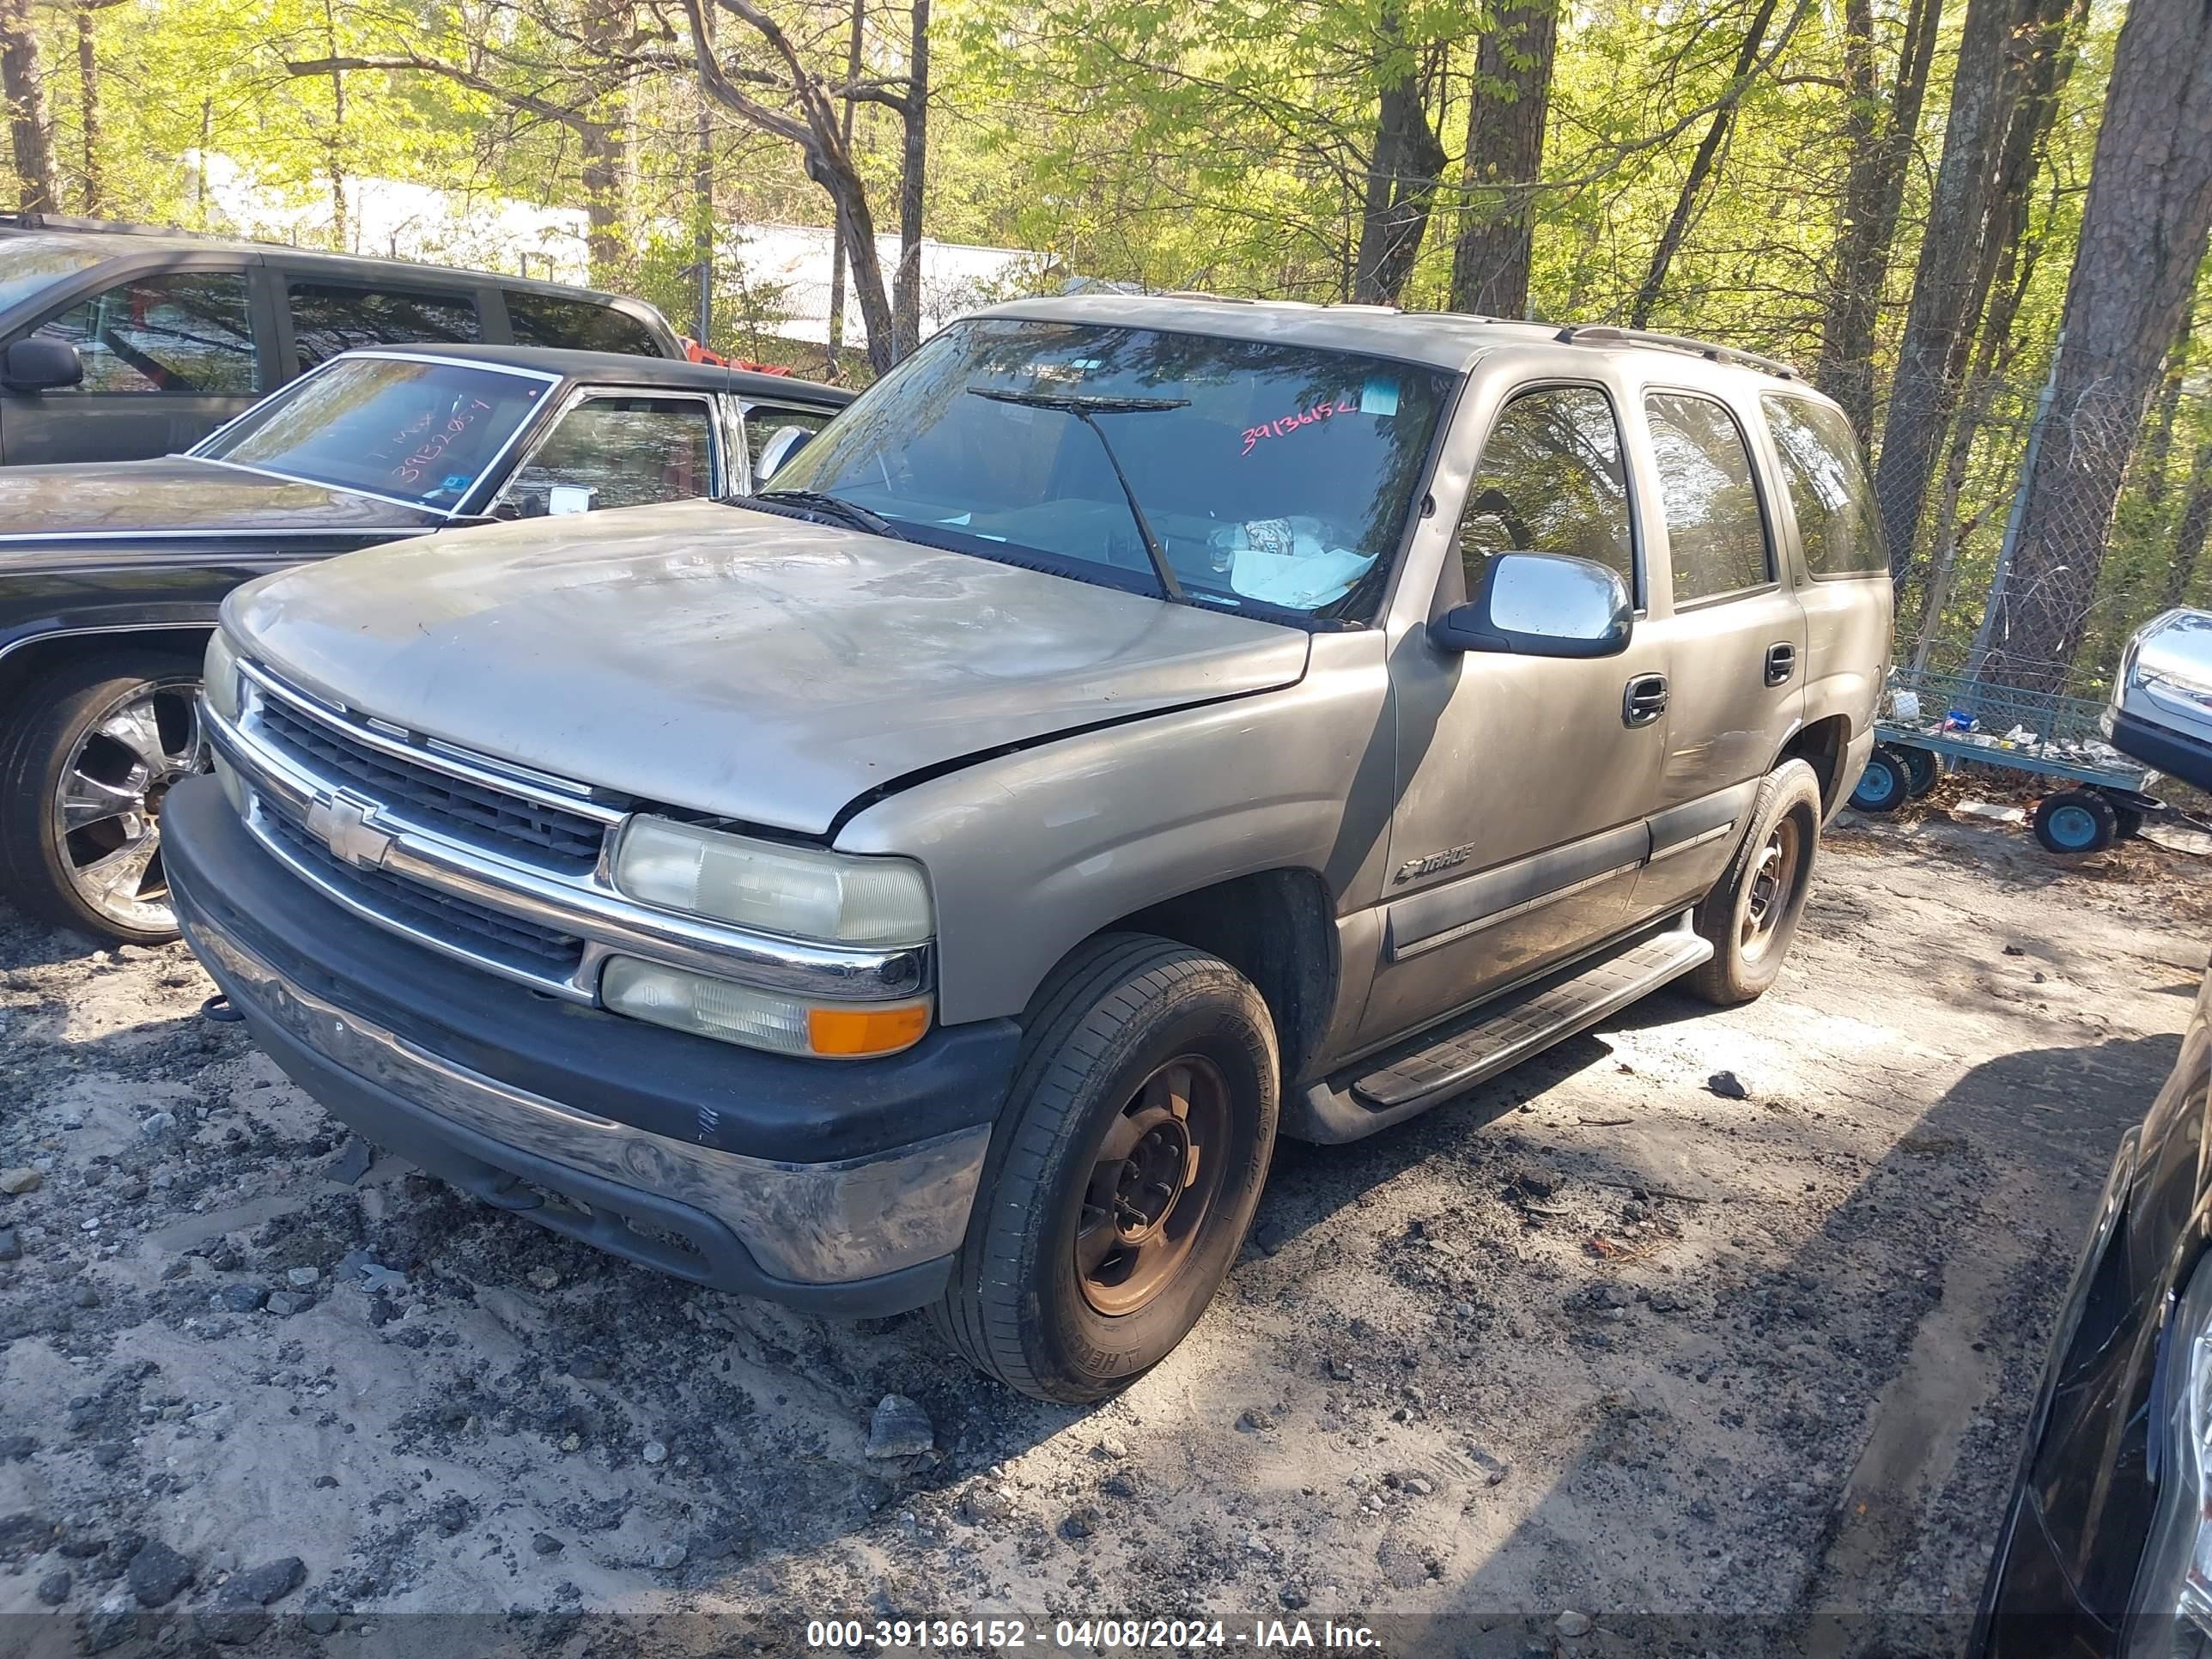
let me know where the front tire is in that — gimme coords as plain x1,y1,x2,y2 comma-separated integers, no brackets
1688,758,1823,1006
932,934,1279,1403
0,649,207,944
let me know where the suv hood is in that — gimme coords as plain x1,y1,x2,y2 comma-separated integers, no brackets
228,499,1311,835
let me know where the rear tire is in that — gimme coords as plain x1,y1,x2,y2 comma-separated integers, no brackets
931,933,1279,1403
1688,758,1822,1006
2033,790,2118,856
1849,745,1911,813
1899,745,1941,799
0,648,207,944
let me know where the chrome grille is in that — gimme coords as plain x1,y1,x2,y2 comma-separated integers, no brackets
256,697,611,870
260,807,586,974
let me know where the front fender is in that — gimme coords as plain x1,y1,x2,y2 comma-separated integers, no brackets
836,629,1395,1025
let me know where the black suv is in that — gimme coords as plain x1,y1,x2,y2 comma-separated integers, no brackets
0,215,683,465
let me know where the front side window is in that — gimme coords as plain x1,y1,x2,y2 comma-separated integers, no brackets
1645,391,1771,605
289,282,480,371
29,271,258,395
1456,386,1636,599
1761,393,1886,578
196,356,552,510
506,292,665,357
764,318,1455,618
497,395,714,516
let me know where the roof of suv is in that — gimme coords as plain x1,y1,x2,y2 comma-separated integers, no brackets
0,225,662,310
976,291,1812,389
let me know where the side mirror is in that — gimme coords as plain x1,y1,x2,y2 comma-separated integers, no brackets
1431,550,1633,659
754,424,813,483
0,337,82,392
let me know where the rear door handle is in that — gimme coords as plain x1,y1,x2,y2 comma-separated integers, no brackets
1765,642,1798,686
1623,673,1668,727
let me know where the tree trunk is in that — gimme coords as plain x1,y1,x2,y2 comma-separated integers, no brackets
320,0,349,248
1352,21,1446,305
890,0,928,360
1813,0,1940,435
1628,0,1790,328
575,0,629,283
2166,443,2212,610
2139,301,2196,513
1871,0,2043,578
1447,0,1558,319
0,0,56,213
825,0,863,374
75,0,98,215
1979,0,2212,692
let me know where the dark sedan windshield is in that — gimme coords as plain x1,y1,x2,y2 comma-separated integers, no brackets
194,356,553,511
766,318,1455,617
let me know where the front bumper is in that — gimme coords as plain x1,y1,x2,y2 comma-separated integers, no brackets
163,775,1018,1315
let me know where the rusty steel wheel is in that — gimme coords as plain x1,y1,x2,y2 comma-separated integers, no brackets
1076,1055,1233,1316
1690,757,1822,1006
1738,813,1803,965
931,933,1279,1404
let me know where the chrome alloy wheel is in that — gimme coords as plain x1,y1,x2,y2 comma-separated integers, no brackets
52,676,206,934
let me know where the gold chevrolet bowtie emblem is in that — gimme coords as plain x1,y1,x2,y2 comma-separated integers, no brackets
304,790,394,869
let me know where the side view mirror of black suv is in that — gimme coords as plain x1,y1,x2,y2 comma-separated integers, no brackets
1431,550,1634,659
0,337,84,393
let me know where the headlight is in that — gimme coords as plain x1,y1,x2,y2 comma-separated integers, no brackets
2130,1255,2212,1654
203,630,241,724
600,957,931,1059
611,815,931,946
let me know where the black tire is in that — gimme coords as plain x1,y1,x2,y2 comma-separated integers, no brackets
2114,805,2146,841
1849,745,1911,813
1688,757,1823,1006
0,647,207,944
2033,790,2118,856
931,933,1279,1403
1899,745,1942,799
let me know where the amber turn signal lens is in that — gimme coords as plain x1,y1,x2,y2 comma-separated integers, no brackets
805,1000,933,1057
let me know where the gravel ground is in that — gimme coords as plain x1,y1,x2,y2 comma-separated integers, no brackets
0,805,2204,1659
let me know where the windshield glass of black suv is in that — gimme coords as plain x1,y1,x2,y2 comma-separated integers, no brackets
194,356,554,511
764,318,1455,616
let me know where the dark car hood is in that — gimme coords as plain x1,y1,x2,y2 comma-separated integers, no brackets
0,458,439,541
228,498,1313,836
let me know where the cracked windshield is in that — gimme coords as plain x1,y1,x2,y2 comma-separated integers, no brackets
764,317,1454,617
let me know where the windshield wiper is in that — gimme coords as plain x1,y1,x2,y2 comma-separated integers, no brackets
968,388,1190,601
746,488,903,541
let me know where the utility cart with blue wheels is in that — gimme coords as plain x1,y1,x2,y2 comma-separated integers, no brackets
1849,668,2162,855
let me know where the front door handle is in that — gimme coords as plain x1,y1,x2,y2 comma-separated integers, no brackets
1765,642,1798,686
1623,673,1668,727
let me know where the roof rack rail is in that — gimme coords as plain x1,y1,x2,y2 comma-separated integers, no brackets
0,210,237,242
1553,322,1798,380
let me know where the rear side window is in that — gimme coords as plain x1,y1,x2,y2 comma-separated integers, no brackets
1456,386,1637,599
30,271,258,394
1761,394,1886,578
506,292,664,357
289,282,480,371
1644,392,1771,604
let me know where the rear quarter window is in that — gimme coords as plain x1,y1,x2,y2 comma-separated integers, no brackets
506,293,665,357
1760,394,1887,578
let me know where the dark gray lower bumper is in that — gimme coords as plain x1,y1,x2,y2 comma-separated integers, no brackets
165,781,997,1316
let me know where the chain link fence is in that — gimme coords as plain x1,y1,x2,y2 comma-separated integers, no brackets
1872,359,2212,699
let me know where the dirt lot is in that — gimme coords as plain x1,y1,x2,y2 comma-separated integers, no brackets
0,806,2205,1659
